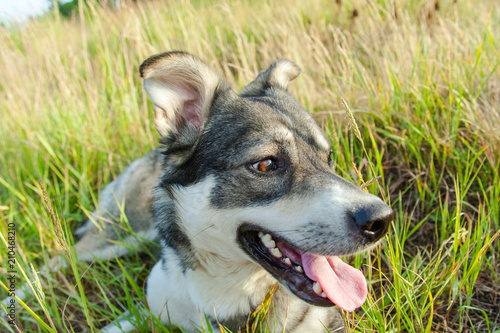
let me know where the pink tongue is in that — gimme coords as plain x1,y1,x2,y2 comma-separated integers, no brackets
301,253,367,312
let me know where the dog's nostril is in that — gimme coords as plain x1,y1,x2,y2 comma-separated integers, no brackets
362,219,385,235
353,206,394,240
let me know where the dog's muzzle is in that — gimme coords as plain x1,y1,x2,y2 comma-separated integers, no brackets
237,202,394,312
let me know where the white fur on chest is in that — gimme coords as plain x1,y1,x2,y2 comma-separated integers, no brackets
146,247,276,331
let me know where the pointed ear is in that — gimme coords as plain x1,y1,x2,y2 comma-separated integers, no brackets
240,58,301,96
140,51,226,137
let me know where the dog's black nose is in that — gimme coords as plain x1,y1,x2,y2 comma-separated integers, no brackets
353,204,393,241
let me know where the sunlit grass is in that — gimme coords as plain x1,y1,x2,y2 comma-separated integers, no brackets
1,0,499,332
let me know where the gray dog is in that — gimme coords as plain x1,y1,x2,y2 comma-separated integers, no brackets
11,52,394,333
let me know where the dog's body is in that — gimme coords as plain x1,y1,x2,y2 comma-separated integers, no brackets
6,52,394,332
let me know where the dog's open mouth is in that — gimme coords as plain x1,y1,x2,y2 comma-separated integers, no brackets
237,225,367,312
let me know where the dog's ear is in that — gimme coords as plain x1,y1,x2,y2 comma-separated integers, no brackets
240,58,301,96
140,51,226,137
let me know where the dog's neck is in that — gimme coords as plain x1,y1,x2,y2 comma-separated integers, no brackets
191,244,277,301
187,249,292,330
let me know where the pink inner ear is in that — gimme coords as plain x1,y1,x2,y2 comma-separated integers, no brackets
183,100,203,129
179,87,204,130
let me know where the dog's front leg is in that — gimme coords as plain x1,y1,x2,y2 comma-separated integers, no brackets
146,257,207,332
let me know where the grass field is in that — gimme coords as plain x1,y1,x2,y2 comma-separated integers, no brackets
1,0,499,332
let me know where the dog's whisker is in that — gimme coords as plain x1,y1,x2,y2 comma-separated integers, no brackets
189,224,216,241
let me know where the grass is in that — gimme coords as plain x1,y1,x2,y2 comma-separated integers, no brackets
0,0,499,332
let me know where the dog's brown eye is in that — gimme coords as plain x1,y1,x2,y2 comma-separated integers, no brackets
251,159,278,172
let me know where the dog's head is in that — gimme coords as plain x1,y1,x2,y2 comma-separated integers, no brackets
141,52,393,312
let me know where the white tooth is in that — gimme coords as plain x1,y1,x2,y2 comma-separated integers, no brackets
262,234,272,243
258,232,264,238
265,240,276,248
271,248,282,258
283,258,292,266
313,282,323,295
294,265,303,273
321,292,327,298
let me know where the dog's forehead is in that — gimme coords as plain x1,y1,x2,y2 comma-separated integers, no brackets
272,126,294,143
238,94,330,151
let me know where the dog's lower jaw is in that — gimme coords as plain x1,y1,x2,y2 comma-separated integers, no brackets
146,247,344,333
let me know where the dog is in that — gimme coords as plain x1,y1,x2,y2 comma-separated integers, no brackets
7,51,394,333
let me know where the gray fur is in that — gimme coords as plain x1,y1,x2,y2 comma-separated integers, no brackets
73,149,162,262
